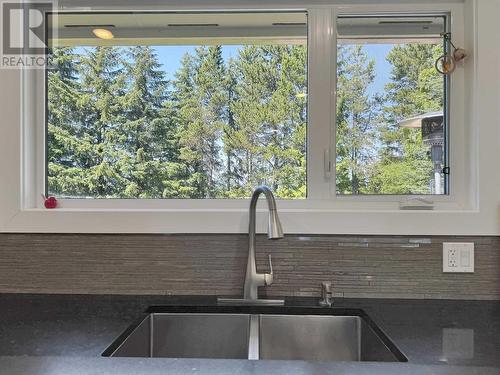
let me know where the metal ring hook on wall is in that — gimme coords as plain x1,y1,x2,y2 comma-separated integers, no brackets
435,32,467,75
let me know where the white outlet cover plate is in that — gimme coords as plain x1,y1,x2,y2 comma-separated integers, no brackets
443,242,474,273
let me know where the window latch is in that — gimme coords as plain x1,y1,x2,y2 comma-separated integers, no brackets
324,149,331,176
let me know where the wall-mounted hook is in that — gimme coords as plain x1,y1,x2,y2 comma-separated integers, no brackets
435,32,467,75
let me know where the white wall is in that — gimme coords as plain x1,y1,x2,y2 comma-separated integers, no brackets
475,0,500,231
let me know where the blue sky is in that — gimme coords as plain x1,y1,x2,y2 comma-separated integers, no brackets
152,43,393,96
363,44,393,95
75,43,394,96
154,45,239,80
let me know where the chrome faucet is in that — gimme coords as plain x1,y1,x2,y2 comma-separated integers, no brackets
244,186,283,299
218,186,285,305
319,281,333,307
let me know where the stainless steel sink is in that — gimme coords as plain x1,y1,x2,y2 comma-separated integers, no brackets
108,314,250,359
103,308,407,362
259,315,399,361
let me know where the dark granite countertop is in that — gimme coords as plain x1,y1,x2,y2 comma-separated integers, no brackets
0,294,499,374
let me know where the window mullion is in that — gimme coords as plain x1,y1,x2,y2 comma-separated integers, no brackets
307,8,335,200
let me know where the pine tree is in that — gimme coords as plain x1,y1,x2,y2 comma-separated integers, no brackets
222,58,239,193
47,47,87,196
75,46,129,197
230,45,307,198
48,44,307,199
173,46,227,198
47,42,445,199
369,44,443,194
120,46,173,198
335,45,376,195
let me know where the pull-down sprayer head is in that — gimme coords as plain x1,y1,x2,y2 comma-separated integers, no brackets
268,209,284,240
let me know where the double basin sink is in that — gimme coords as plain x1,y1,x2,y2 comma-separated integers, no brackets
103,306,407,362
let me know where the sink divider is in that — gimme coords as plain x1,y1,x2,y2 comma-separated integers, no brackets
149,314,154,358
248,315,260,360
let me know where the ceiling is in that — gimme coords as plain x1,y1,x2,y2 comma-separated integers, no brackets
48,12,307,46
47,12,445,47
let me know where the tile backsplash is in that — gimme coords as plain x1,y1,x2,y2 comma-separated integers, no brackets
0,234,498,300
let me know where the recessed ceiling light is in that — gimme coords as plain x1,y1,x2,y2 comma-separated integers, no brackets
92,28,114,40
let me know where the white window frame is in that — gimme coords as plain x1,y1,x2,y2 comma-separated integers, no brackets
1,0,493,235
330,6,467,209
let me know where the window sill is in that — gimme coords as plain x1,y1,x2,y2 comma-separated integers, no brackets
1,205,493,235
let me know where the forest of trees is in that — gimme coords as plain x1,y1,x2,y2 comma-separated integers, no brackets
336,43,444,195
47,42,443,199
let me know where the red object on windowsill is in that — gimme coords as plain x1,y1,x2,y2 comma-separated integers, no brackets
43,195,58,209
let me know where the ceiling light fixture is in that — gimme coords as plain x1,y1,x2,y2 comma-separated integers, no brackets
92,28,114,40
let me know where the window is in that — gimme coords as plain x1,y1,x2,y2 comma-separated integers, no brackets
335,15,448,196
46,11,307,199
35,4,467,215
1,1,477,234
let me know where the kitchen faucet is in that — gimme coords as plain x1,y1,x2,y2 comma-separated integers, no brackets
218,186,285,305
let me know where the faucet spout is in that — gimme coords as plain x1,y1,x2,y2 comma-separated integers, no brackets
268,210,284,240
244,186,284,300
218,186,285,305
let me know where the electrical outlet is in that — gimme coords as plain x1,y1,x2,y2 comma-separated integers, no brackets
443,243,474,273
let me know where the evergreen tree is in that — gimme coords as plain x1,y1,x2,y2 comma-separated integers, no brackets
369,44,443,194
173,46,227,198
221,58,239,193
230,45,307,198
335,45,376,195
47,42,444,199
47,47,86,196
120,46,173,198
75,46,129,197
